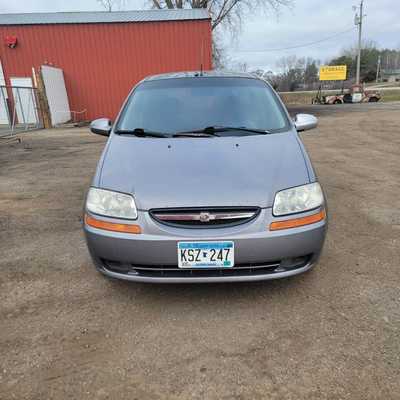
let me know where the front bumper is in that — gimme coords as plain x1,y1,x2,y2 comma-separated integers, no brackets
84,208,327,283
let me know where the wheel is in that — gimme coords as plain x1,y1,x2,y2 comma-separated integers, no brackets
333,99,342,104
369,97,378,102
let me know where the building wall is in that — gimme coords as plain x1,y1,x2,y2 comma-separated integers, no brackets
0,20,212,120
381,69,400,83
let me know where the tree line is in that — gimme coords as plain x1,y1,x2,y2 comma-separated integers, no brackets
329,42,400,82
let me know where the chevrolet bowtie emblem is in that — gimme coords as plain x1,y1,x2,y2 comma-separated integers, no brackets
199,212,211,222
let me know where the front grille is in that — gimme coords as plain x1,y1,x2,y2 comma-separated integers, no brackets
150,207,260,228
101,255,311,279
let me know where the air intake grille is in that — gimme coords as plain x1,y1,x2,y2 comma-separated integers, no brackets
101,255,312,278
150,207,260,228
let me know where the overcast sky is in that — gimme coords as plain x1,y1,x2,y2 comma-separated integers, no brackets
1,0,399,72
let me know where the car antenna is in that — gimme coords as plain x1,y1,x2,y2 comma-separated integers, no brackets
199,38,204,76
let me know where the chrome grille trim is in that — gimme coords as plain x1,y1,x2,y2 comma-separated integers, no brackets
154,212,256,222
149,207,260,228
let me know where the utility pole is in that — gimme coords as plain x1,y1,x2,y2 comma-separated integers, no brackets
354,0,364,85
376,55,381,83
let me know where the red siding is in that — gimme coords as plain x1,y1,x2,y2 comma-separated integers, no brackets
0,20,212,120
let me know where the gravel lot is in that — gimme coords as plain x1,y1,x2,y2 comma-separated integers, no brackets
1,103,399,399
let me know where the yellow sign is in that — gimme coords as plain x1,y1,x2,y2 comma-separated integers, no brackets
319,65,347,81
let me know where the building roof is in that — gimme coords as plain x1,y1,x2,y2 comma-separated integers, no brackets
0,9,210,26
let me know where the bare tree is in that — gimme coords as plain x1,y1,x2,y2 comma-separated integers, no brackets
275,55,320,91
276,55,299,73
150,0,292,32
212,33,230,69
150,0,292,67
97,0,127,11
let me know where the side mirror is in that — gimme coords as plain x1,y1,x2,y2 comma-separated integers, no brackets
90,118,112,137
295,114,318,132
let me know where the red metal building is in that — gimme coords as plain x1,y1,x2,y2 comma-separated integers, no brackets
0,9,212,120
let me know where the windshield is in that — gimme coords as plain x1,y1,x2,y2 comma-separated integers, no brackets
116,77,290,135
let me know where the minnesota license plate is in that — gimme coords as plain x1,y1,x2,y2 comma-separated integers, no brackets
177,241,234,269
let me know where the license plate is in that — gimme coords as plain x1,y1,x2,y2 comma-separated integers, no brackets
177,241,234,269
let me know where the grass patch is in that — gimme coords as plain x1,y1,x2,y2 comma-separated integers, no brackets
380,89,400,102
278,92,315,105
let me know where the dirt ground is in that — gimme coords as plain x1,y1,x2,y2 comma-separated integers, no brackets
1,103,399,399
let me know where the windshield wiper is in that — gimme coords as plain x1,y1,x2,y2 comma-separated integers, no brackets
174,126,271,136
173,131,220,138
115,126,271,139
114,128,170,138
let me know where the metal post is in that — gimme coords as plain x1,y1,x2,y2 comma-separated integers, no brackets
0,86,10,130
355,0,364,85
376,55,381,83
11,95,17,134
25,89,33,131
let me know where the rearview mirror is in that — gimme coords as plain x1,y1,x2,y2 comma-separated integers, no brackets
295,114,318,132
90,118,112,137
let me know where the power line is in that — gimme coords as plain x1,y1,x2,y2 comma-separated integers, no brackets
254,27,357,52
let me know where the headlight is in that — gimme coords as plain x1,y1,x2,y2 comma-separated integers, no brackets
273,183,324,216
86,188,138,219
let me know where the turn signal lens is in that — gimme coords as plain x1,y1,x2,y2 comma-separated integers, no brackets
85,214,141,234
270,209,326,231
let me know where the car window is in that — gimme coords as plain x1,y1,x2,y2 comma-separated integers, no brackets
117,77,290,135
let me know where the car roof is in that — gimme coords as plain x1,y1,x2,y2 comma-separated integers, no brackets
143,70,260,82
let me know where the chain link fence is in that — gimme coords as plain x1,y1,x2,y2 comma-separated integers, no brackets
0,85,43,138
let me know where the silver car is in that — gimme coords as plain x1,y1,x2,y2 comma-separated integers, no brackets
84,71,327,283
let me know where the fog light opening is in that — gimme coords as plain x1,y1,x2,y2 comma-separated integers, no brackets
102,259,131,274
279,256,309,271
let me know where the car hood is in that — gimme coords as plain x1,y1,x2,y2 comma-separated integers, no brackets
98,132,310,210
